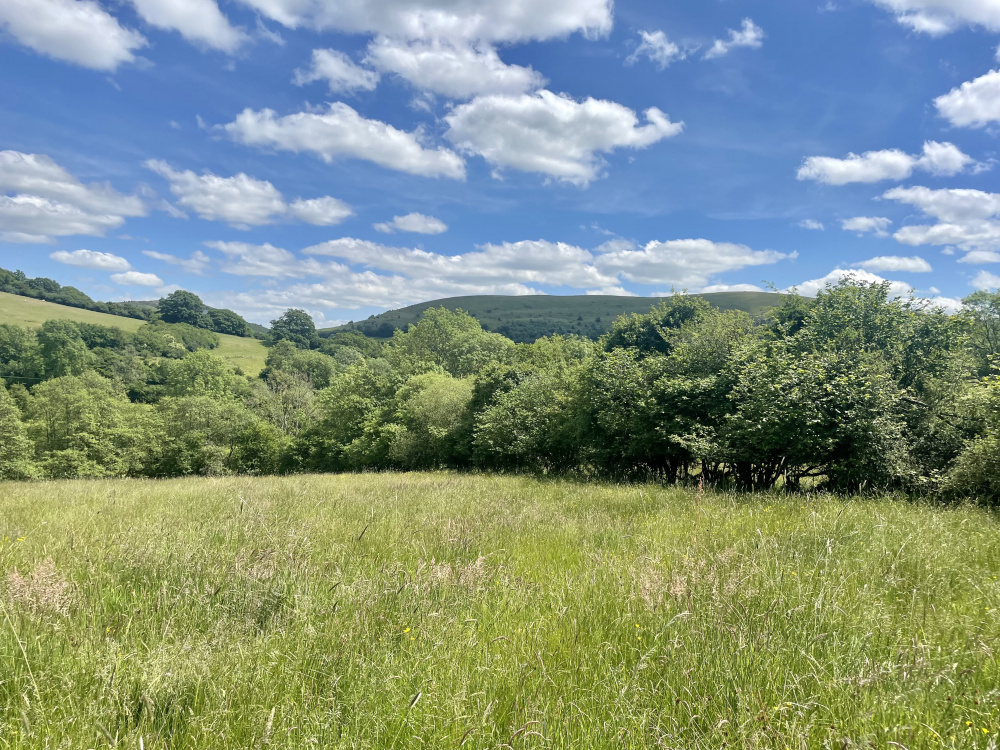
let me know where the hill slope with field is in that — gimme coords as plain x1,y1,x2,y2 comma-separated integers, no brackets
0,291,267,376
321,292,786,342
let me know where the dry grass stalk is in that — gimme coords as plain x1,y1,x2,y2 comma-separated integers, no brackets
6,557,73,618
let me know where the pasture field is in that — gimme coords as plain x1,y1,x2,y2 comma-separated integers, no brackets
0,291,268,376
1,473,999,749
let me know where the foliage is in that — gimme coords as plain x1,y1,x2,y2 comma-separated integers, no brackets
723,344,908,492
207,307,253,337
269,309,318,349
155,290,255,338
26,372,155,478
0,385,36,479
0,323,42,384
37,320,93,378
1,278,999,502
387,307,514,377
157,290,206,327
962,288,1000,375
320,291,787,343
943,376,1000,500
391,372,474,469
601,294,713,355
165,350,249,399
153,396,284,476
261,340,337,389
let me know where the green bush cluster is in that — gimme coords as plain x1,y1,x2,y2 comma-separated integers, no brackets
1,279,999,501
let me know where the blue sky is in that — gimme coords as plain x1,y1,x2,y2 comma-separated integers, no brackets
2,0,1000,325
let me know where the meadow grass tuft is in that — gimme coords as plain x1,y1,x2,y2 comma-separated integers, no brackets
1,473,999,748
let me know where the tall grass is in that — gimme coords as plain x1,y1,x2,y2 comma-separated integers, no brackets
1,473,999,748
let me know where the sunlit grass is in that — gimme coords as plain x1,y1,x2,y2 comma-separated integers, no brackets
1,473,999,748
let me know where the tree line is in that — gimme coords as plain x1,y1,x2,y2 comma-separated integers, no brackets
1,279,999,502
0,267,258,338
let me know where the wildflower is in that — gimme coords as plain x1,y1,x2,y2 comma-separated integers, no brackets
403,628,411,634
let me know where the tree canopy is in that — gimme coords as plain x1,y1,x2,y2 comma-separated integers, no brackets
1,284,999,503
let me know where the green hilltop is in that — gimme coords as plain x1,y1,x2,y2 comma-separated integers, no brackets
321,292,787,343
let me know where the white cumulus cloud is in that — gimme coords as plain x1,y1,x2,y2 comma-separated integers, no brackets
704,19,764,59
798,219,825,231
854,255,932,272
842,216,893,237
626,30,686,70
935,69,1000,128
973,270,1000,289
145,160,354,227
223,104,466,179
444,90,683,185
373,212,448,234
128,0,245,52
143,250,211,274
232,0,613,44
146,160,285,227
293,48,380,93
958,250,1000,264
885,185,1000,252
592,238,793,289
287,196,355,226
0,0,146,71
206,240,319,278
0,150,146,243
304,237,616,289
50,248,132,271
365,36,545,99
798,141,975,185
867,0,1000,35
701,283,766,293
111,270,164,286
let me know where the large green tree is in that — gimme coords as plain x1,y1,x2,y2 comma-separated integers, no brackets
37,320,93,379
158,290,206,327
0,386,36,479
269,309,318,349
27,372,156,478
388,307,514,378
206,308,252,337
391,372,474,469
0,324,42,384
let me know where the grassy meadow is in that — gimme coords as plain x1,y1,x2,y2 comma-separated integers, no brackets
0,292,268,376
2,473,1000,749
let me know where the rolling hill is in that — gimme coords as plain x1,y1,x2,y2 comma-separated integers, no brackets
321,292,787,343
0,292,268,376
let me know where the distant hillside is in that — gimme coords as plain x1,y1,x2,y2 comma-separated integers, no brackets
0,292,268,376
0,266,260,338
321,292,787,343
